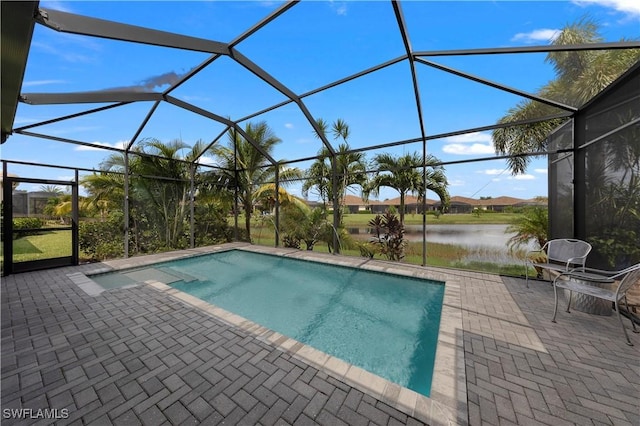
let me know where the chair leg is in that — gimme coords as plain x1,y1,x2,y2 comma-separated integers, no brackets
525,262,529,288
615,300,633,346
565,290,572,313
622,296,638,333
552,285,559,323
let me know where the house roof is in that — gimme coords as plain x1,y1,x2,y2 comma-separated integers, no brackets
476,196,524,206
343,194,385,206
449,196,479,206
383,195,438,205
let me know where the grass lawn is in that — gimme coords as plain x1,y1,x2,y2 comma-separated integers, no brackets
5,231,72,263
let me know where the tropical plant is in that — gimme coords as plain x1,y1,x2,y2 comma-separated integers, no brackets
506,203,548,251
493,16,640,174
368,212,406,261
365,152,449,225
280,205,332,251
585,126,640,267
211,121,302,239
84,138,209,252
302,118,368,225
39,185,64,195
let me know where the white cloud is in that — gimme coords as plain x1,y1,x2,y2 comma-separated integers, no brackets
329,1,347,16
478,169,506,175
511,28,561,43
284,123,294,129
443,132,492,143
448,179,465,187
40,1,74,13
32,32,102,64
75,140,128,151
197,156,215,165
509,174,536,180
442,132,494,155
442,143,494,155
534,168,548,174
22,80,66,88
573,0,640,17
13,117,39,125
48,125,101,135
181,95,212,102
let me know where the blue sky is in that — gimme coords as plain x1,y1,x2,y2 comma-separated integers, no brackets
3,0,640,201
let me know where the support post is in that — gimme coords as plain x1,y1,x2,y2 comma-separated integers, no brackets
233,128,239,241
72,169,79,265
2,161,13,276
422,143,427,267
124,152,130,258
332,156,340,254
573,115,585,240
189,164,195,248
275,165,280,247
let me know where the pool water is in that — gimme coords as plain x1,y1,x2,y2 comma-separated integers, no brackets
96,250,445,396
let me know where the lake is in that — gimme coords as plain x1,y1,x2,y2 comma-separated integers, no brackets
348,224,538,265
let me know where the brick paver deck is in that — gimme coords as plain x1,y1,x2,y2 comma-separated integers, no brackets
2,245,639,425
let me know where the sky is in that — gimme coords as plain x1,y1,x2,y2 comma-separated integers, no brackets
2,0,640,202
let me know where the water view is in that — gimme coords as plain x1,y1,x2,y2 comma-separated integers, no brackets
348,224,537,266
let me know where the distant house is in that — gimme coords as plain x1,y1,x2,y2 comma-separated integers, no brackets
514,198,547,208
12,190,59,217
477,196,525,212
340,195,365,213
383,195,439,214
441,196,478,214
305,195,546,214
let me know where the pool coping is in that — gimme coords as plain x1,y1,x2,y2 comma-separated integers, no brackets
81,243,467,426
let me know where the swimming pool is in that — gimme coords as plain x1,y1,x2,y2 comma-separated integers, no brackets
92,249,445,397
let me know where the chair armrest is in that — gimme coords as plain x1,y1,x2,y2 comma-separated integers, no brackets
573,265,638,281
559,270,616,284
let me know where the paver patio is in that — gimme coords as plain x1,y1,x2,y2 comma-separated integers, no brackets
2,244,639,425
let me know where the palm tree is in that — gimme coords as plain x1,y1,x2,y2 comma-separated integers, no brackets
84,138,206,249
506,202,549,251
212,121,302,239
302,118,368,225
366,152,449,225
39,185,64,195
135,138,197,247
81,162,127,222
493,16,640,174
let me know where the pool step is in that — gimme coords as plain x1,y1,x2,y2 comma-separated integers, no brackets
123,267,186,284
156,267,200,283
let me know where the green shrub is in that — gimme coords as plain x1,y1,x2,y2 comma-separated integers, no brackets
13,217,44,239
79,218,124,261
193,205,234,246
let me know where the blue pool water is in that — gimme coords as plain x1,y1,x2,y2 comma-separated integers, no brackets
95,250,445,396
